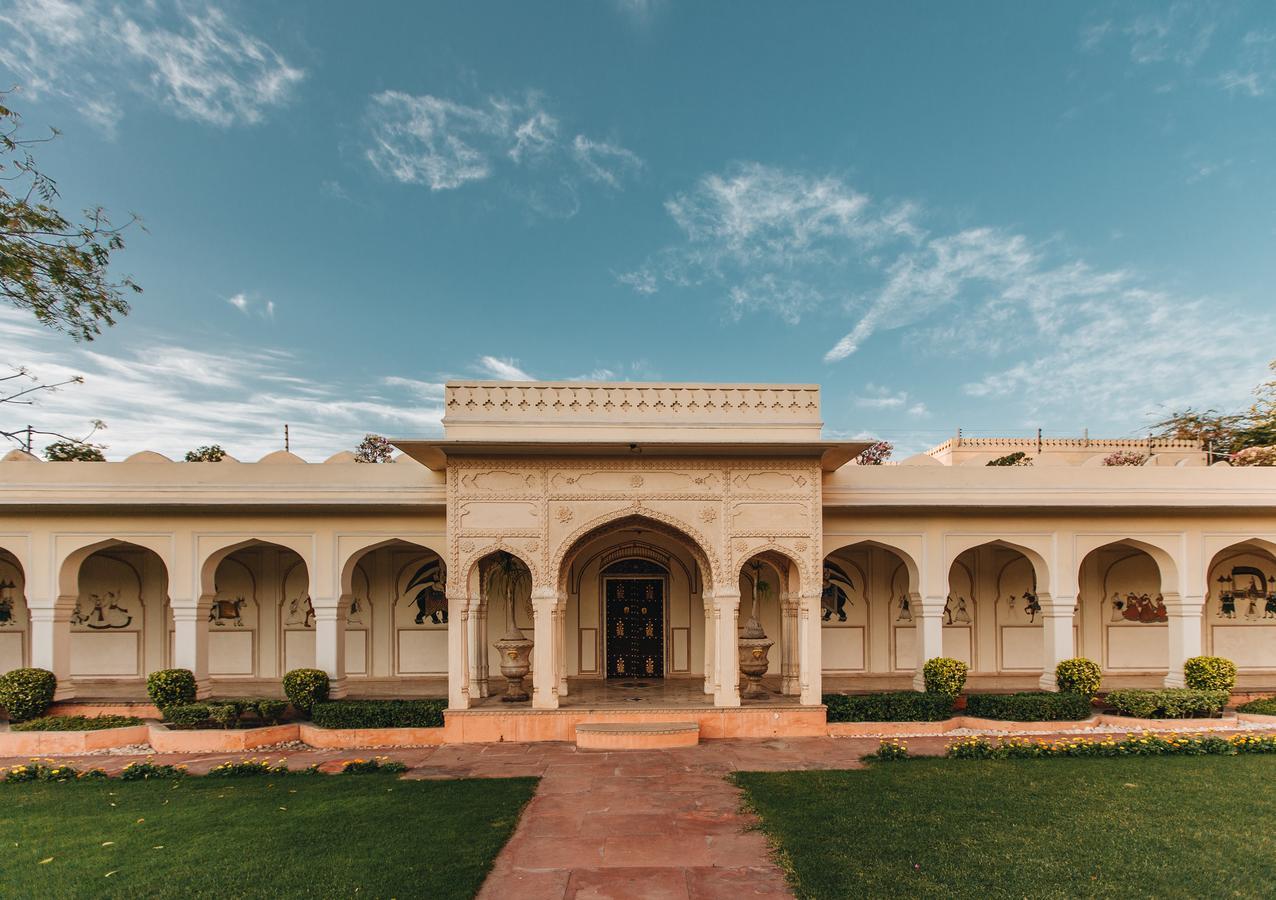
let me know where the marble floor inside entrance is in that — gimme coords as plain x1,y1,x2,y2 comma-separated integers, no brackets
471,675,804,709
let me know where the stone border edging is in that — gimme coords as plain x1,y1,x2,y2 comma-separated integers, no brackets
0,724,151,756
827,713,1245,737
0,722,449,755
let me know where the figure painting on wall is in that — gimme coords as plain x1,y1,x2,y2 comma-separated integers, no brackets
208,597,246,627
896,594,912,622
406,559,447,626
0,579,15,627
71,592,133,629
1119,592,1168,624
820,562,853,622
286,594,315,628
1265,583,1276,619
347,596,364,626
945,595,972,624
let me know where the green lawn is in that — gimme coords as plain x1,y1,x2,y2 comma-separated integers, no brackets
0,774,536,899
735,757,1276,899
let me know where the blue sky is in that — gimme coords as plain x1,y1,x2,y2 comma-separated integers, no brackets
2,0,1275,458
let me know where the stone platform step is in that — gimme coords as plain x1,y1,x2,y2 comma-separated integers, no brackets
575,721,700,750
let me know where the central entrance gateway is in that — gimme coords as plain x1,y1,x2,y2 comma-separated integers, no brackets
603,559,666,679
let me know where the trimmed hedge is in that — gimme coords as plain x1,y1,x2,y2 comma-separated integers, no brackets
283,668,329,717
963,692,1092,722
823,691,954,723
146,669,197,710
0,667,56,722
163,703,211,728
1183,656,1237,693
11,714,141,732
948,732,1276,759
311,699,447,729
1238,697,1276,716
1104,688,1229,719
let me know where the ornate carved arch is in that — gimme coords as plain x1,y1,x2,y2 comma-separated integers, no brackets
551,507,718,593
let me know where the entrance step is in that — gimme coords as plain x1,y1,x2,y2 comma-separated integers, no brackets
575,721,700,750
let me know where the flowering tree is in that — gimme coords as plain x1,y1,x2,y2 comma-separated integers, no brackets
1231,446,1276,467
1101,450,1147,467
354,433,394,463
855,440,893,465
44,439,104,461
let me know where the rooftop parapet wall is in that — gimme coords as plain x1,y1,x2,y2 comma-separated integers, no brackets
924,436,1206,467
0,452,446,509
442,381,823,442
823,464,1276,509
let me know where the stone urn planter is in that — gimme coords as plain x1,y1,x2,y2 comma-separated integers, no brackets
489,551,534,703
738,561,775,699
493,634,533,702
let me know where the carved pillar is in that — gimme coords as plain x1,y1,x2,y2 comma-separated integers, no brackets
312,596,348,699
798,593,822,705
467,597,488,699
911,594,944,691
170,597,212,699
702,588,715,695
780,594,800,695
446,592,470,709
531,588,558,710
556,592,570,697
713,589,740,707
1164,593,1205,688
28,600,75,700
1037,594,1075,691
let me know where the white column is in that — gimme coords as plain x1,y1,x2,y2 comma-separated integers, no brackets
446,593,470,709
312,597,347,699
780,595,800,695
702,589,715,695
1037,594,1075,691
531,588,558,709
911,594,944,691
28,601,74,700
798,593,823,705
713,589,740,707
170,598,212,699
467,598,488,699
1164,593,1205,688
556,592,569,697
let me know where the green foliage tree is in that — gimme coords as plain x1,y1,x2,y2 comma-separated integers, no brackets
43,438,105,461
184,445,227,462
1,93,141,456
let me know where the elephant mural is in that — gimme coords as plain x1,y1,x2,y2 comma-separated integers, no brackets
406,559,447,625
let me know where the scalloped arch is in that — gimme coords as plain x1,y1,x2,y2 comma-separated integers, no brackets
551,507,718,592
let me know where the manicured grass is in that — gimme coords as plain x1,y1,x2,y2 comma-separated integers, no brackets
736,757,1276,899
0,774,536,899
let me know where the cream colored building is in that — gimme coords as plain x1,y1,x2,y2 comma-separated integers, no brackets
1,381,1274,711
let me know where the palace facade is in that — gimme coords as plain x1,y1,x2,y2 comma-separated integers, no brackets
1,381,1274,712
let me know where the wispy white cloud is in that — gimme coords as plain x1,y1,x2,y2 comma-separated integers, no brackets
473,355,533,381
0,309,444,459
363,88,640,213
853,384,930,418
1080,5,1276,101
621,162,919,323
225,291,274,319
0,0,303,130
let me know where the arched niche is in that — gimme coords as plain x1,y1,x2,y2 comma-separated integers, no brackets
0,549,28,670
1206,541,1276,671
72,544,166,679
393,554,448,677
279,553,314,673
1078,543,1166,674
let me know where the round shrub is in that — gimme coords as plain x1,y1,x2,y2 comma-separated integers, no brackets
922,657,968,696
282,668,329,717
0,667,57,722
255,698,288,724
1055,657,1102,696
146,668,197,710
1183,656,1237,693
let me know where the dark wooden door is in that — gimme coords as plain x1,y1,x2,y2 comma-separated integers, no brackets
605,578,664,679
